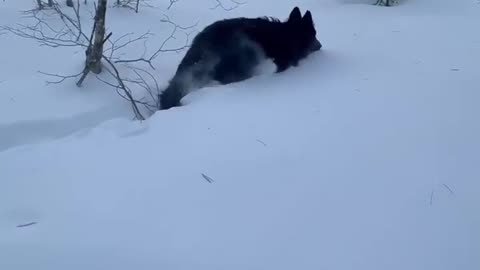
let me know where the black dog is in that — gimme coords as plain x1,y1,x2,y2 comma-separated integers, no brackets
159,6,322,110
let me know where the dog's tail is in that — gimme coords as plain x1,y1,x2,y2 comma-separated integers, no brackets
158,67,214,110
158,79,185,110
158,49,217,110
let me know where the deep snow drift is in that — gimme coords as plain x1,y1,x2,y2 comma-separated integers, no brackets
1,0,479,269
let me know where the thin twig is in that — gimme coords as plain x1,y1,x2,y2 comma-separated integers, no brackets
114,15,197,69
38,70,84,84
102,55,145,120
210,0,246,11
256,139,267,147
167,0,180,9
16,222,37,228
442,184,455,195
201,173,215,183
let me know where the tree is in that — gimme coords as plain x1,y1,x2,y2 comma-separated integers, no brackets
81,0,108,77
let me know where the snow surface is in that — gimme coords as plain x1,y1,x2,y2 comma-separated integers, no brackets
1,0,479,269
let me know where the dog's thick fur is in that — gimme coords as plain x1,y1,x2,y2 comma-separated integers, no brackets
159,6,322,110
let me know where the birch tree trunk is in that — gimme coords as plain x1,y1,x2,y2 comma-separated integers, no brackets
86,0,107,74
375,0,391,6
76,0,108,86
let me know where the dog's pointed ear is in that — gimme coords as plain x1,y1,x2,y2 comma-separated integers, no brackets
302,10,314,25
288,6,302,23
302,10,313,24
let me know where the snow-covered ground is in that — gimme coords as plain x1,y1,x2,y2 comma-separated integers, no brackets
1,0,479,269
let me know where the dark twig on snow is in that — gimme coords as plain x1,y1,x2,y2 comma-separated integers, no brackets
256,139,267,147
442,184,455,195
16,222,38,228
201,173,215,183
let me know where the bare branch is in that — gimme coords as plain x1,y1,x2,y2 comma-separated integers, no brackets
210,0,246,11
101,56,146,120
114,15,198,69
167,0,180,10
38,70,85,84
104,31,152,60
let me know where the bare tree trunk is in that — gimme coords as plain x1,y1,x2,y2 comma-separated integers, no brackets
76,0,108,86
87,0,107,74
37,0,44,9
47,0,54,6
375,0,391,6
66,0,74,7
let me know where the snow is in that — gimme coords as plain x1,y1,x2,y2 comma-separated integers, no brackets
1,0,479,269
